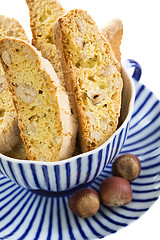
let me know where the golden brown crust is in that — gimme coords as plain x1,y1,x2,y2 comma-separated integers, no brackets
54,9,123,152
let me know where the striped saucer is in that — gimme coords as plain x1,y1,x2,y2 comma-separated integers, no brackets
0,66,160,240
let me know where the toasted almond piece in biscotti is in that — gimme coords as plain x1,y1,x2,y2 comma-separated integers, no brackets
0,38,77,162
101,18,123,70
0,15,29,154
54,9,123,153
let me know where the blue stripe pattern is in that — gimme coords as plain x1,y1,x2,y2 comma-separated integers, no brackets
76,157,81,185
42,165,51,191
0,110,130,193
54,165,60,192
0,114,130,192
0,67,160,239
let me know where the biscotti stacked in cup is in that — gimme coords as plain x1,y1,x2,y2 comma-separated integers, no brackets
26,0,123,119
26,0,123,79
0,15,29,155
54,9,123,152
0,4,123,161
0,38,77,161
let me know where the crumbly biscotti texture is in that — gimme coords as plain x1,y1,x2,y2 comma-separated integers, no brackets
26,0,66,83
54,9,123,153
0,38,77,161
101,18,123,66
0,15,29,42
0,64,20,153
0,15,29,153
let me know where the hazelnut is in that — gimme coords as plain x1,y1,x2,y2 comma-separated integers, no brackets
16,83,37,104
2,51,11,66
99,177,132,207
86,110,96,125
112,154,141,181
74,17,86,34
98,65,116,77
26,122,36,136
101,118,108,131
0,74,7,93
91,130,101,141
87,90,106,105
68,188,100,218
55,136,62,144
74,36,85,48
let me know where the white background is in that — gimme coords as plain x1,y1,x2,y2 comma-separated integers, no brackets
1,0,160,240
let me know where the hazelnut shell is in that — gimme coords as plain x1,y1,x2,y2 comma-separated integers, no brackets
99,176,132,207
68,188,100,218
112,154,141,181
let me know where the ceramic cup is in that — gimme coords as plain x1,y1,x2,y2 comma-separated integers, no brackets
0,60,138,192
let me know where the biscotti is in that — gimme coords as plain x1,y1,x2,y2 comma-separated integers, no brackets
0,15,29,154
0,38,77,161
26,0,66,83
0,64,21,153
26,0,122,78
26,0,123,124
26,0,79,134
0,15,29,42
101,18,123,67
54,9,123,152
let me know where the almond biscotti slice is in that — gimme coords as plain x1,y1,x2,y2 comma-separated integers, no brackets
0,15,29,154
0,38,77,161
101,18,123,68
54,9,123,153
26,0,66,83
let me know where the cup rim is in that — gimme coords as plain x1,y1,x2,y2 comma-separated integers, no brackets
0,64,135,166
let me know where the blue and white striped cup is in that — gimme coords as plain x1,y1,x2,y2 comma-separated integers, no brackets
0,59,137,192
